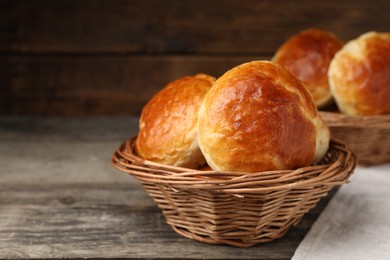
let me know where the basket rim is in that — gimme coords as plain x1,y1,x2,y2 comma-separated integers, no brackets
319,111,390,128
112,136,356,193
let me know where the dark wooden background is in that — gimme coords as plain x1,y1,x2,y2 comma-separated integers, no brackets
1,0,389,116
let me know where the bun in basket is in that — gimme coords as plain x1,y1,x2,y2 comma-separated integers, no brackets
136,73,215,168
328,31,390,115
197,61,330,172
273,28,344,108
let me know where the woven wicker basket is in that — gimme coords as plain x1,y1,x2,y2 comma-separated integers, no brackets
320,111,390,166
112,137,356,247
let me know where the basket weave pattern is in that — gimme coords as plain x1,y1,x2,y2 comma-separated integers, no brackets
320,112,390,165
112,137,356,247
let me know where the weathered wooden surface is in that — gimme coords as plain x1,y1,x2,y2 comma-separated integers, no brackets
0,117,337,259
1,0,389,116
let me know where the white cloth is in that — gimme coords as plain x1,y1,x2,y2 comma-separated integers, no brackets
293,164,390,260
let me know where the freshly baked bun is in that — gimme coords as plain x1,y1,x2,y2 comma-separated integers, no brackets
273,28,344,108
197,61,329,172
328,31,390,115
136,73,215,168
199,164,212,171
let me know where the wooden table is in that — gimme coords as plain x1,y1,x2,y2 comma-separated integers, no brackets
0,116,336,259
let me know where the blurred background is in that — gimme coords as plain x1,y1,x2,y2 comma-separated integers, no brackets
1,0,389,117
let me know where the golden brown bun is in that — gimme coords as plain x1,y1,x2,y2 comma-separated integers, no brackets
136,73,215,168
328,31,390,115
197,61,329,172
199,164,212,171
273,28,344,108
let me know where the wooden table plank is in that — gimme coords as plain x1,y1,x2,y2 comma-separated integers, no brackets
0,117,336,259
0,182,336,259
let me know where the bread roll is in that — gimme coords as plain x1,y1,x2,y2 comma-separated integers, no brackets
197,61,329,172
328,31,390,115
199,164,212,171
273,28,343,108
136,73,215,168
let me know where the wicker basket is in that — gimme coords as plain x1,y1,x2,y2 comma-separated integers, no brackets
112,137,356,247
320,111,390,166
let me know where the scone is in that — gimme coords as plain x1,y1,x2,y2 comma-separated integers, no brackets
273,28,344,108
328,31,390,115
197,61,330,172
136,73,215,168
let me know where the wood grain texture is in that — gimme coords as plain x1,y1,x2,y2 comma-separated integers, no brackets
0,116,337,259
0,55,261,115
1,0,389,54
0,183,336,259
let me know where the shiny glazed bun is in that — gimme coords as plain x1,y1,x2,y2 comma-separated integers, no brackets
136,73,215,168
328,31,390,115
273,28,344,108
197,61,330,172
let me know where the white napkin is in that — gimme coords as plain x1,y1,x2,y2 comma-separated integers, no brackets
293,164,390,260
